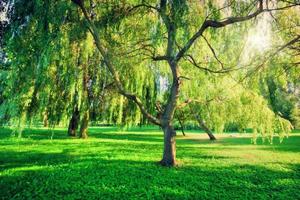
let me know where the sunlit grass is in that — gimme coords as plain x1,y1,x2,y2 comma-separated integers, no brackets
0,127,299,199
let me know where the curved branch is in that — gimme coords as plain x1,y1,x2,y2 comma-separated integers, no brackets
202,35,225,69
186,54,243,73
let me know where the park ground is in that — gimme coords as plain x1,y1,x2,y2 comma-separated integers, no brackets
0,126,299,199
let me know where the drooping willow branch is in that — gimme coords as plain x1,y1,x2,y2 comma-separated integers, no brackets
72,0,161,126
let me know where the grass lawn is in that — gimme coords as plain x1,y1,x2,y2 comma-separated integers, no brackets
0,126,299,199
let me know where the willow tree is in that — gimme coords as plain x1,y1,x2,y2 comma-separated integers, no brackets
1,0,158,139
177,7,299,140
71,0,300,166
0,0,110,138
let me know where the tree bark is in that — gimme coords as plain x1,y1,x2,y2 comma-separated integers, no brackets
195,114,216,140
160,125,176,166
159,59,180,166
68,107,80,137
79,111,89,139
79,51,90,139
178,117,185,136
43,111,48,127
188,104,216,140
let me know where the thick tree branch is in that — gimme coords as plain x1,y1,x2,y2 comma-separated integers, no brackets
127,3,158,13
152,55,169,61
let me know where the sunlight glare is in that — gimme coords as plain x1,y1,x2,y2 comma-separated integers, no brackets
247,14,272,52
242,13,273,63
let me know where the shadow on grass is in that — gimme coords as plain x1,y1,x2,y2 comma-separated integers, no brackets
0,127,14,139
0,127,163,143
90,132,163,143
0,155,299,200
0,127,68,140
0,150,75,171
2,128,299,156
89,126,162,133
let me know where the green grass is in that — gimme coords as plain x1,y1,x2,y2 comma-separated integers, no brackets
0,126,299,200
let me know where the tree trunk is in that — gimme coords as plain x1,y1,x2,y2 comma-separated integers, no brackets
43,111,48,127
160,125,176,166
188,104,216,140
79,111,89,139
79,53,90,139
178,117,186,136
68,108,80,137
195,115,216,140
159,61,180,167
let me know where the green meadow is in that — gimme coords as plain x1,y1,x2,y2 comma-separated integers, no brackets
0,127,299,199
